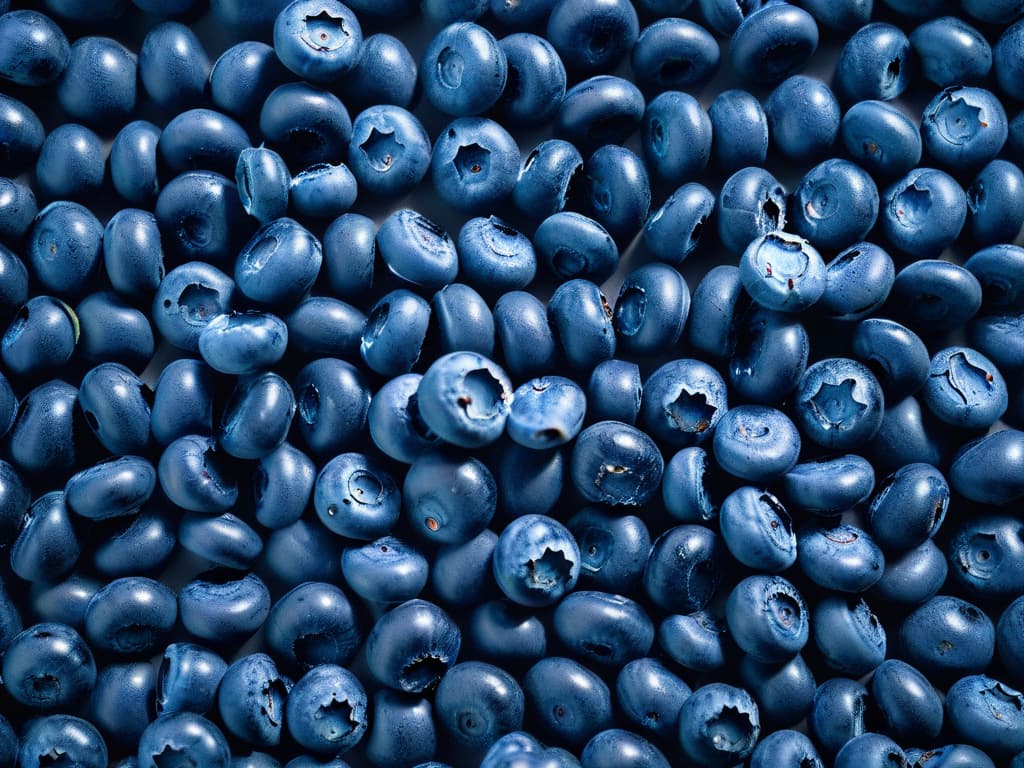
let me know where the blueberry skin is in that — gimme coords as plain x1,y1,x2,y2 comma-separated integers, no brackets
179,571,271,646
969,160,1024,247
948,513,1024,598
421,22,506,117
197,312,287,375
587,360,641,426
841,101,922,180
103,208,167,300
658,610,728,672
642,91,711,186
507,376,585,449
234,149,290,226
873,538,948,605
154,643,226,717
738,653,816,728
795,358,885,450
286,297,365,361
0,459,30,545
0,177,37,245
792,160,879,251
581,730,669,768
901,595,994,679
495,33,566,128
65,456,156,521
9,380,80,476
469,600,547,667
493,514,580,607
833,734,908,768
159,109,251,179
139,22,211,112
158,435,238,513
549,279,616,374
868,395,951,471
584,145,650,243
156,171,253,265
571,420,664,506
631,18,718,95
719,487,797,572
0,94,44,176
923,86,1008,172
237,754,284,768
962,0,1024,22
417,351,512,449
434,661,524,755
313,452,399,540
422,0,487,24
457,217,536,297
717,167,787,255
2,295,78,378
216,653,289,747
641,359,728,450
809,678,871,759
535,212,618,285
713,405,801,483
698,0,766,35
726,575,808,664
432,529,498,607
347,106,430,199
923,346,1007,429
729,304,809,405
545,0,638,74
812,595,887,676
750,730,823,768
494,291,560,381
851,319,929,400
996,19,1024,102
835,23,910,103
218,373,294,460
405,451,497,545
78,362,151,455
35,124,107,203
10,490,80,583
289,162,358,220
292,358,371,458
481,731,575,768
365,599,461,693
368,374,442,465
29,201,103,299
18,716,107,768
910,745,996,768
110,121,162,206
431,283,494,357
798,522,885,592
76,290,156,370
884,167,967,256
568,507,649,595
344,536,428,606
781,454,875,517
137,713,230,768
210,41,289,121
431,117,520,212
910,17,991,88
524,656,613,748
868,463,948,553
730,2,818,85
946,675,1024,757
259,83,352,169
705,90,766,174
765,76,839,161
56,36,136,128
179,512,263,570
150,359,216,445
274,0,362,82
662,446,717,523
871,659,943,743
0,244,27,327
643,525,723,614
322,213,374,301
489,0,556,27
556,76,645,153
93,509,177,577
85,576,177,657
2,622,96,711
643,183,714,266
340,33,417,112
553,591,653,670
999,596,1024,681
365,690,437,767
360,290,430,377
263,519,345,588
687,265,744,361
496,443,564,521
965,243,1024,312
951,429,1024,505
513,141,582,226
376,208,458,291
0,10,69,86
615,658,690,739
264,581,360,671
678,683,760,767
235,219,321,309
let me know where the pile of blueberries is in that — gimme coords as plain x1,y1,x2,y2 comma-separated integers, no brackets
2,0,1024,765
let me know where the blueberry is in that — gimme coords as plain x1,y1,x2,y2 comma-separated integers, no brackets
738,653,816,728
945,675,1024,757
717,167,787,255
340,33,417,112
2,295,79,378
535,212,618,284
138,21,211,112
545,0,638,74
677,683,760,767
377,208,458,291
872,539,948,605
493,514,581,607
713,405,801,483
658,610,728,672
556,75,645,153
835,23,910,103
923,346,1007,429
365,599,461,693
513,140,583,223
910,16,992,88
708,89,768,173
868,462,949,553
841,100,922,180
730,2,819,85
922,86,1008,172
719,487,797,572
137,712,230,768
217,655,290,748
75,290,155,371
259,82,353,169
434,661,524,756
0,177,37,246
643,524,723,614
850,318,929,399
274,0,362,83
210,41,289,121
798,521,885,592
496,33,566,128
523,656,613,747
88,662,156,748
110,121,162,206
871,659,944,743
417,351,512,449
431,118,520,212
809,678,871,759
568,507,650,594
947,513,1024,599
553,590,653,669
833,733,908,768
631,18,719,94
432,283,495,356
0,10,70,86
581,729,669,768
348,105,431,198
29,201,104,299
422,22,506,117
750,730,823,768
178,570,270,646
364,689,437,767
496,442,564,522
794,358,885,450
314,452,399,540
967,159,1024,245
322,213,375,300
19,716,107,768
155,642,228,716
812,595,886,676
468,600,547,667
65,456,156,521
641,92,711,186
900,595,995,680
494,291,560,381
264,581,360,671
84,576,177,657
615,657,691,739
292,358,371,458
643,182,715,266
882,167,967,256
728,304,809,405
79,362,152,455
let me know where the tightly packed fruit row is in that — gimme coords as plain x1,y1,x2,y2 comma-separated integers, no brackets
1,0,1024,766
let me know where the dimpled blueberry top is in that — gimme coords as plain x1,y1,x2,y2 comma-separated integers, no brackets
0,0,1023,767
